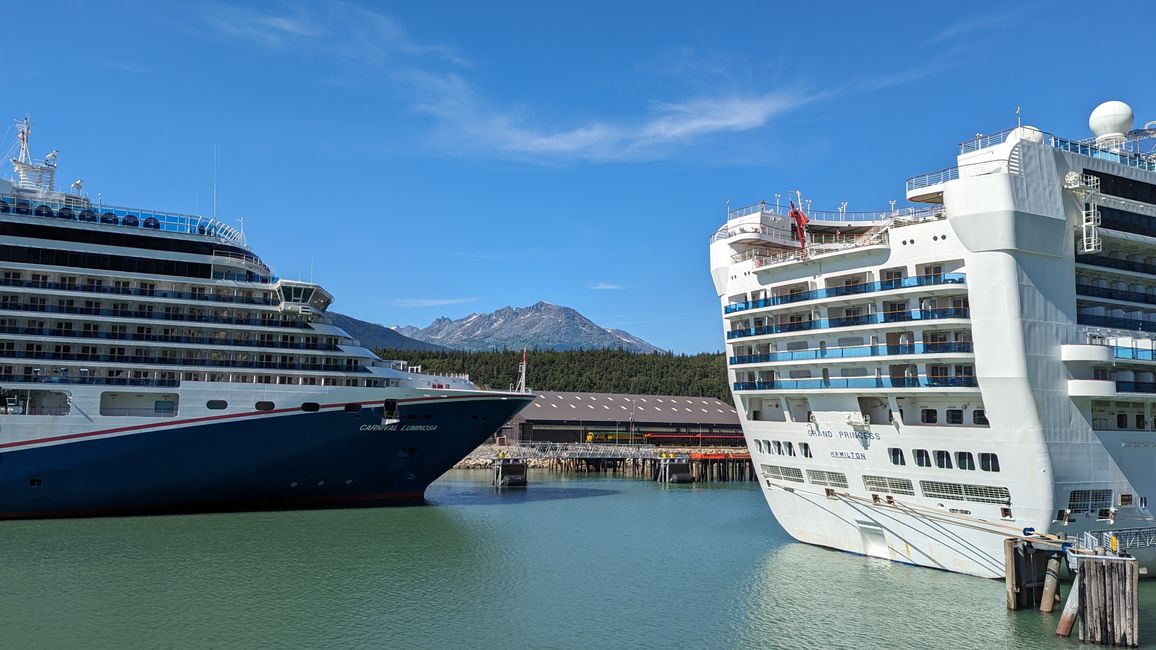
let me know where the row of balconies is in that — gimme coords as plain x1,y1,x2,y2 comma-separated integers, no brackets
0,275,280,306
730,341,974,365
734,375,978,391
726,307,970,340
0,300,309,329
724,273,966,315
0,349,366,373
0,324,340,351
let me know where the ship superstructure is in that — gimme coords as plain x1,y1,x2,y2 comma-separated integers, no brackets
710,101,1156,578
0,117,532,518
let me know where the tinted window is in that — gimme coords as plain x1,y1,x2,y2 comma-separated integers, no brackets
979,452,1000,472
956,452,975,470
934,450,952,469
973,409,989,425
914,449,931,467
921,409,937,424
946,409,963,424
888,448,905,466
206,400,228,410
301,402,320,412
344,403,362,413
255,401,275,411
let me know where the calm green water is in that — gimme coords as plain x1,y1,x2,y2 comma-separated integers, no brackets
0,470,1152,649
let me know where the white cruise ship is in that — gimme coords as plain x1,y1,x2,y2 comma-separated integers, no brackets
0,117,532,519
710,101,1156,578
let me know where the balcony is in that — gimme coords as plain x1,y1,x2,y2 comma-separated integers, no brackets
0,325,340,351
724,273,966,315
0,374,180,387
726,307,970,340
1077,283,1156,307
1077,314,1156,333
729,341,973,365
1068,379,1117,397
1077,255,1156,277
0,277,280,306
1059,344,1113,363
732,375,977,391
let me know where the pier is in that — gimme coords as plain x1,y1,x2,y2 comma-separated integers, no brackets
1005,531,1148,647
459,443,755,483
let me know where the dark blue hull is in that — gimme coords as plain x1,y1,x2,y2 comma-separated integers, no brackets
0,395,532,519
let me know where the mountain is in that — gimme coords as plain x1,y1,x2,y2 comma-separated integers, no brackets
328,312,444,351
399,301,663,353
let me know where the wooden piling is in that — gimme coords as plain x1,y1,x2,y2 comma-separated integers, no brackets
1076,555,1139,647
1040,556,1062,614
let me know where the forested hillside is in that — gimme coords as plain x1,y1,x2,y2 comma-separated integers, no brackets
375,348,732,404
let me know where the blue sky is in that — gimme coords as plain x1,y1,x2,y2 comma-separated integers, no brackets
7,1,1155,352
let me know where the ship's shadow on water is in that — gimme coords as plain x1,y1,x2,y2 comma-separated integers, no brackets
425,485,620,507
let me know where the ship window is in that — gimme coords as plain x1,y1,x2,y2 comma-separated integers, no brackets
888,448,905,466
1068,489,1113,513
344,403,362,413
914,449,931,467
921,408,937,424
773,441,783,455
1117,414,1128,428
784,442,795,456
206,400,228,410
979,452,1000,472
956,452,976,471
801,442,812,458
973,409,989,425
946,409,963,424
934,450,952,469
1137,414,1146,429
1120,494,1134,506
301,402,320,412
255,401,275,411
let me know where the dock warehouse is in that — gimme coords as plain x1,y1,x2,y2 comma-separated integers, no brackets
502,391,742,446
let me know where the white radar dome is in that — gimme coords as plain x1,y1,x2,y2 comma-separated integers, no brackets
1013,125,1044,143
1089,100,1133,143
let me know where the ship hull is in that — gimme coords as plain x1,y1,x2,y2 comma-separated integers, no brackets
0,395,532,519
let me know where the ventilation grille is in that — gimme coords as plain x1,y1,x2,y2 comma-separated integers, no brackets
863,475,915,496
1068,489,1113,513
760,464,804,483
806,469,849,488
920,480,1010,504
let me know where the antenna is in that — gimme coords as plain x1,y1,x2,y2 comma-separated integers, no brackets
1016,105,1022,128
515,349,528,393
212,145,217,220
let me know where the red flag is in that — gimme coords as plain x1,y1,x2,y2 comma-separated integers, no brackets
788,200,809,250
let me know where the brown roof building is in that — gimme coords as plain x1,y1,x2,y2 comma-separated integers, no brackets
503,391,742,446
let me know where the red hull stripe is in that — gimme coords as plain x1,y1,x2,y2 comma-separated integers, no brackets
0,393,533,452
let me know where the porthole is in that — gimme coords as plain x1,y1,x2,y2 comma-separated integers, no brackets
344,403,362,413
255,401,275,411
301,402,320,412
206,400,228,410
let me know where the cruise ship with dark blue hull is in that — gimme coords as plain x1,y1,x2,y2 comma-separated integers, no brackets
0,117,533,519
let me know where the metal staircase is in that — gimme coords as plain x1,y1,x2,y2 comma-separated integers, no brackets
1064,172,1102,254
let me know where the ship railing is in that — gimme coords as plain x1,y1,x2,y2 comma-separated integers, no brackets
725,202,944,224
0,192,249,249
0,302,308,328
905,159,1020,193
1085,527,1156,550
732,374,977,391
726,307,970,339
729,341,974,365
0,277,281,306
724,273,965,314
0,324,342,351
957,126,1156,172
0,349,356,372
0,374,181,387
212,250,272,276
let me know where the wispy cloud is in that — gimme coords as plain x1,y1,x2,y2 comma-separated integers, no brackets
199,4,945,164
589,282,627,290
922,15,1011,46
392,297,478,308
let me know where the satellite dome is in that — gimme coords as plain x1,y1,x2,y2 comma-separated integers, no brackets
1089,100,1133,143
1013,125,1044,143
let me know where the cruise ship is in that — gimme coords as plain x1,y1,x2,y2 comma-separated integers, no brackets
0,118,533,518
710,101,1156,578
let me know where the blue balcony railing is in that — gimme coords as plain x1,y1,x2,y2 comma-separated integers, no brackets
0,374,180,387
724,273,965,314
729,341,973,365
1117,381,1156,394
726,307,970,340
1077,314,1156,333
733,375,977,391
1077,283,1156,307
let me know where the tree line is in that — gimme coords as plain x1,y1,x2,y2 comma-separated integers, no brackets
374,348,732,404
